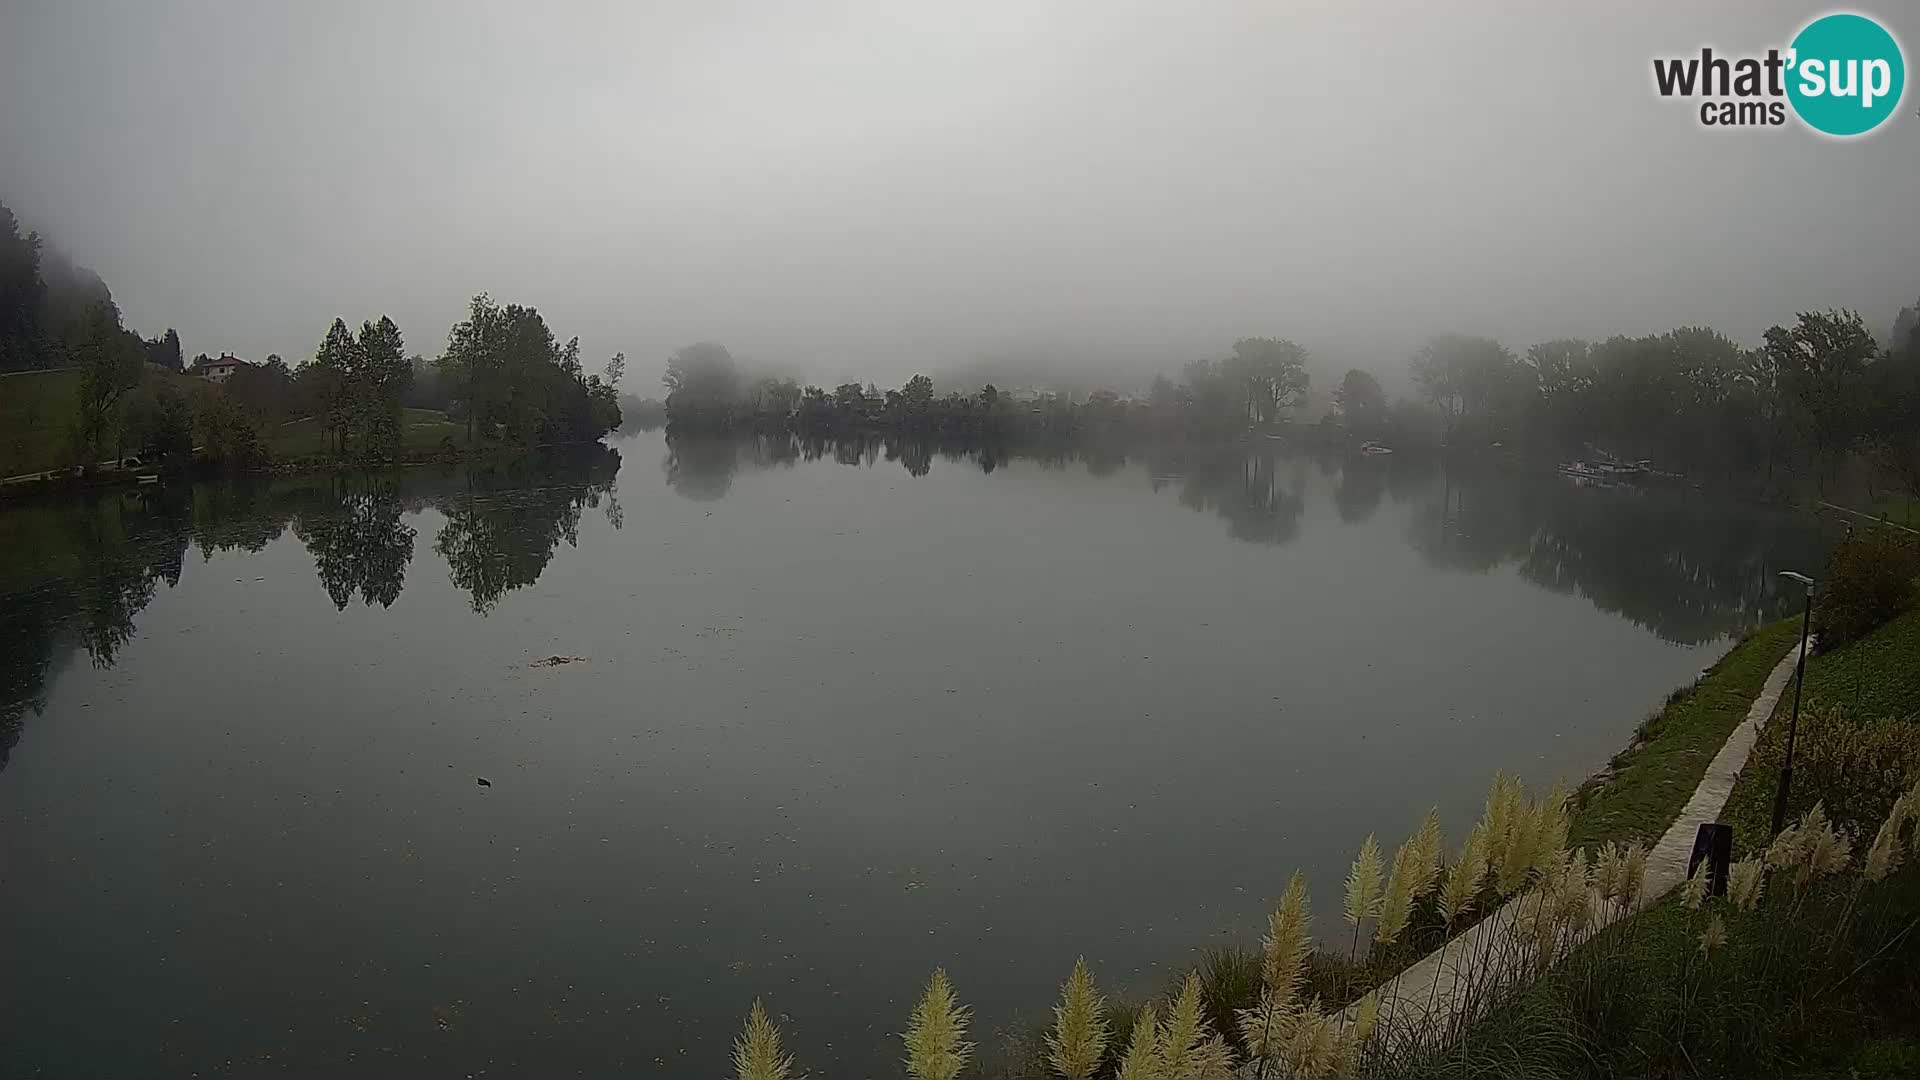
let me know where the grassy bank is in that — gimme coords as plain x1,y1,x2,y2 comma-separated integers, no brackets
263,407,473,462
1392,597,1920,1080
968,620,1816,1077
735,546,1911,1079
0,368,82,477
1722,601,1920,853
1,366,208,479
5,370,478,482
1565,619,1800,849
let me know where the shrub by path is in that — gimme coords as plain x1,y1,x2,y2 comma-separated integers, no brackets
1362,634,1809,1044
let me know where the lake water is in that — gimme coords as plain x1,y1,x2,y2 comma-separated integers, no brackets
0,430,1829,1077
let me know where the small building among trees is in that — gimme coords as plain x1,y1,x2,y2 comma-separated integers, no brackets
199,353,251,384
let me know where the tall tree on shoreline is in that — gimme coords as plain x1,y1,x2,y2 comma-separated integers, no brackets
662,342,741,423
1412,334,1525,442
0,200,47,371
1332,368,1387,437
439,293,508,445
69,301,145,464
354,316,412,457
311,318,357,456
1763,309,1877,492
1225,337,1310,425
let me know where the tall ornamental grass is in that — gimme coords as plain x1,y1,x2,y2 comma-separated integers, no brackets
727,772,1920,1078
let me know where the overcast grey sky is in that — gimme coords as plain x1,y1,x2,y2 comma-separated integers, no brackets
2,1,1915,389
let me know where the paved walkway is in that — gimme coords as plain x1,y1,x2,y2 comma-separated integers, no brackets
1363,635,1811,1044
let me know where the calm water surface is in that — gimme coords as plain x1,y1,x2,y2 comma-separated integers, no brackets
0,431,1829,1077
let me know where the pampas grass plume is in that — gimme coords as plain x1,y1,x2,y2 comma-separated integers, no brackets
1481,773,1519,878
733,1000,796,1080
1438,822,1488,925
1680,861,1708,910
1728,856,1766,910
1045,958,1108,1080
1411,808,1444,898
1593,842,1624,903
903,968,971,1080
1116,1006,1158,1080
1867,803,1907,883
1264,871,1311,1001
1533,782,1571,877
1374,840,1417,950
1619,843,1649,907
1158,974,1208,1078
1337,991,1381,1074
1345,834,1385,927
1699,913,1728,957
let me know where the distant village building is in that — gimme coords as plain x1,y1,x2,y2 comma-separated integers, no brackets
200,353,251,384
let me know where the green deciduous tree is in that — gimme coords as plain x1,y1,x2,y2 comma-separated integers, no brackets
436,295,614,446
439,293,508,444
1332,368,1387,437
69,301,145,465
226,353,298,421
1225,337,1310,425
304,315,414,459
195,389,265,467
662,342,741,423
1763,309,1877,491
1412,334,1528,442
353,316,412,458
311,318,358,456
898,373,935,417
121,382,194,464
1869,341,1920,512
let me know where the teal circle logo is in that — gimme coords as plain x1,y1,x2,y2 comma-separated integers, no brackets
1787,13,1906,136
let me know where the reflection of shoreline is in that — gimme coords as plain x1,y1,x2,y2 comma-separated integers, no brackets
1408,461,1831,645
0,446,622,774
659,429,1831,646
433,446,623,613
1,432,1828,777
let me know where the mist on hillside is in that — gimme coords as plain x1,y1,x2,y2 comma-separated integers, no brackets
3,1,1917,397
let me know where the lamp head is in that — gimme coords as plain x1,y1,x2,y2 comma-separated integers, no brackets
1779,570,1814,590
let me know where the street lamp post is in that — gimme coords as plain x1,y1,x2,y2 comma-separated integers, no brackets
1771,570,1816,835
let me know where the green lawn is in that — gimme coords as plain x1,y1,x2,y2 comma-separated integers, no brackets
1,366,208,478
1863,494,1920,528
1788,601,1920,721
0,368,82,477
1722,601,1920,848
1427,596,1920,1080
1566,619,1801,849
265,407,471,462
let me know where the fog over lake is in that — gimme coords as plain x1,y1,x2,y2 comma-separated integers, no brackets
0,431,1830,1076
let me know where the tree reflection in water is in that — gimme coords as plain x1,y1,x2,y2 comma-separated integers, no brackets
0,446,623,771
0,487,193,773
1404,461,1829,645
294,477,416,609
433,446,623,614
662,428,1829,645
0,431,1829,779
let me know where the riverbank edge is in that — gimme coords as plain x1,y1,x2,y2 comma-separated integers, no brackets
1565,618,1801,849
0,437,622,499
980,619,1804,1073
260,437,615,475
